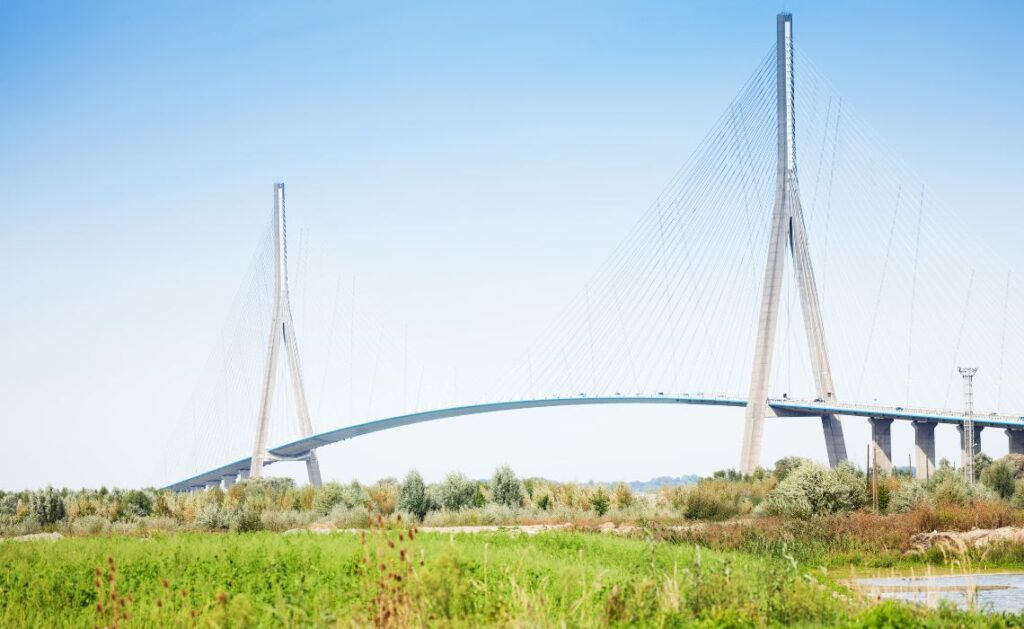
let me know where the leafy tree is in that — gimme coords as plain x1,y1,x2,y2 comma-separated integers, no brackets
887,481,929,514
772,457,811,483
491,466,523,508
590,487,611,516
974,452,994,482
312,482,367,516
437,473,476,511
0,493,18,517
398,471,429,520
312,483,346,516
122,490,153,518
29,487,66,525
981,459,1016,499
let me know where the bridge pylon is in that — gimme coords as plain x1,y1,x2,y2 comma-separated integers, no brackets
740,13,848,474
249,183,323,486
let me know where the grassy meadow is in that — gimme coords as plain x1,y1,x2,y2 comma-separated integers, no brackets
8,456,1024,626
4,526,1019,628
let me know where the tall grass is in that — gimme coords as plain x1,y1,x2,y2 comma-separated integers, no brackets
3,529,1022,627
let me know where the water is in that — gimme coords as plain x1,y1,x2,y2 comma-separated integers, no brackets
855,573,1024,613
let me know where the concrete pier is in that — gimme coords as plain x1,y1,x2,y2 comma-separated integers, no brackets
869,417,894,473
222,474,237,488
913,421,937,480
1008,429,1024,455
205,479,222,490
957,424,983,468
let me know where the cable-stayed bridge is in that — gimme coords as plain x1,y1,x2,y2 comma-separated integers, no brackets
163,14,1024,491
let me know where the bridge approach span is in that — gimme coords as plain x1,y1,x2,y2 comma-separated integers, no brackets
166,395,1024,491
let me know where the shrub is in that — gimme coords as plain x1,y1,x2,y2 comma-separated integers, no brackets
981,459,1016,499
196,504,229,531
612,483,634,509
312,483,345,516
137,516,180,533
29,488,66,525
772,457,811,482
1011,480,1024,509
759,462,866,518
1004,454,1024,478
71,515,111,536
367,482,399,515
121,490,153,518
312,482,367,516
535,493,551,511
590,487,610,516
491,466,523,508
926,466,977,506
887,481,929,514
437,473,476,511
230,506,264,533
259,510,312,532
974,452,993,482
0,494,18,517
330,505,372,529
398,471,429,521
684,483,740,521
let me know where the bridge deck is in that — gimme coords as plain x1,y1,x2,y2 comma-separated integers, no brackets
165,395,1024,491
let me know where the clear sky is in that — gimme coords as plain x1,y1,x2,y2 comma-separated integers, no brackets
2,1,1022,490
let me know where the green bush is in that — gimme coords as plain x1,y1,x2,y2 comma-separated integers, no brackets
759,462,866,518
0,494,18,517
1011,479,1024,509
329,505,372,529
398,470,430,520
590,487,610,516
29,488,66,525
925,465,980,505
121,490,153,518
231,506,264,533
437,473,477,511
312,482,367,516
491,466,523,508
684,484,740,521
772,457,812,482
196,504,229,531
981,458,1016,499
612,483,634,509
887,480,929,514
70,515,110,536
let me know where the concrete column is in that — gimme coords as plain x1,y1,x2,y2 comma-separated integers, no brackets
957,424,983,465
239,469,251,480
913,421,937,480
222,474,237,488
1007,429,1024,455
869,418,894,473
205,479,222,490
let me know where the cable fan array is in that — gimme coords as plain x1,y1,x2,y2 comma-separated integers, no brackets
160,41,1024,485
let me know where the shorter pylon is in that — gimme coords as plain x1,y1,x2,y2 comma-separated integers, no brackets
250,183,323,486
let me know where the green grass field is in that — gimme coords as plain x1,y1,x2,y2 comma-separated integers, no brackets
2,527,1021,628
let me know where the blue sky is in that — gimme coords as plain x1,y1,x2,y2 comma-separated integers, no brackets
1,1,1022,489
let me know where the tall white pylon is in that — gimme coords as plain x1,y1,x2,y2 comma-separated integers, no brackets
250,183,323,486
740,13,848,474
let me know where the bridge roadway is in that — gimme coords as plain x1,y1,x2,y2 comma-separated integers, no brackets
166,395,1024,491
